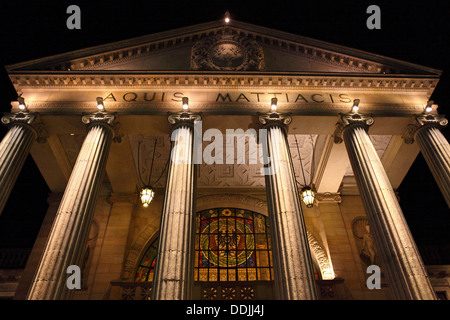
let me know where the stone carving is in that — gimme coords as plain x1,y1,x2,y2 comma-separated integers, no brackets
351,216,377,266
307,231,334,280
191,34,264,71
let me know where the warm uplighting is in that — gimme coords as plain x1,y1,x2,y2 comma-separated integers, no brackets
96,97,105,111
271,97,278,112
352,99,360,113
182,97,189,110
301,186,315,208
224,11,230,24
18,97,27,111
140,186,155,208
425,100,433,113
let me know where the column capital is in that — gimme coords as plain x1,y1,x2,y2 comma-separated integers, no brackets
0,111,48,143
257,112,292,129
167,111,202,129
415,113,448,129
334,112,374,144
1,111,36,126
402,114,448,145
81,111,122,143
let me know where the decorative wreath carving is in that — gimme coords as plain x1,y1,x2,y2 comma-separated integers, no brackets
191,34,265,71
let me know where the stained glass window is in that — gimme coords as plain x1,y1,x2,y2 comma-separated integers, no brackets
195,208,273,282
135,208,274,283
135,237,158,282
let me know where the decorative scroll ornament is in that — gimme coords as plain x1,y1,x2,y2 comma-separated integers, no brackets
415,113,448,128
167,111,202,128
333,112,374,144
1,111,36,126
190,34,265,71
258,112,292,128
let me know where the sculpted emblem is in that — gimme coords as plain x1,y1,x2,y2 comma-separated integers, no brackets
191,34,265,71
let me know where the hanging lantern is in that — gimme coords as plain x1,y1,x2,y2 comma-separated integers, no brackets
301,186,315,208
140,186,155,208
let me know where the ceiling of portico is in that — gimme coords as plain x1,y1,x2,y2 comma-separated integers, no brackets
55,131,392,190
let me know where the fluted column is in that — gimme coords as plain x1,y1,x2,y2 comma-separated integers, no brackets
0,112,38,215
27,112,116,300
151,111,201,300
410,113,449,207
335,112,436,300
258,112,318,300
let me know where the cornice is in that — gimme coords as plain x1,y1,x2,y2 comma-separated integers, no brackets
8,73,438,92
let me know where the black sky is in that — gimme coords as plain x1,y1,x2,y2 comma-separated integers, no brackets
0,0,449,263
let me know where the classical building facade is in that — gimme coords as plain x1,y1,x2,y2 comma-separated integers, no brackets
1,18,449,300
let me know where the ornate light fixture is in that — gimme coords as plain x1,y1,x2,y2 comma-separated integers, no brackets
294,135,316,208
138,139,157,208
17,97,27,111
140,187,155,208
96,97,105,111
300,186,315,208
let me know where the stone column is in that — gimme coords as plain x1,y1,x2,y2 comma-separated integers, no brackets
0,112,38,215
258,112,318,300
27,112,116,300
335,112,436,300
151,111,201,300
405,113,449,207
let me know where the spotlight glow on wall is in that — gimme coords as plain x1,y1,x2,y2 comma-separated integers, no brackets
271,97,278,112
352,99,360,113
18,97,27,111
224,11,230,24
425,100,433,113
96,97,105,111
182,97,189,110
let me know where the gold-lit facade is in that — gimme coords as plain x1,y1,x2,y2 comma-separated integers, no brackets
0,18,449,300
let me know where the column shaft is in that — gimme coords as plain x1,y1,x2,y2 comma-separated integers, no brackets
0,123,37,214
27,122,113,300
152,124,196,300
415,126,450,207
343,123,436,300
264,123,318,300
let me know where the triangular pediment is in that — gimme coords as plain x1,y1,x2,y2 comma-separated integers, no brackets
6,20,441,76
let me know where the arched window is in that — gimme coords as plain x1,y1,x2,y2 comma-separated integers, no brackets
135,237,158,282
195,208,273,282
135,208,274,283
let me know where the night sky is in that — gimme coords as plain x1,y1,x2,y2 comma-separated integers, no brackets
0,1,449,263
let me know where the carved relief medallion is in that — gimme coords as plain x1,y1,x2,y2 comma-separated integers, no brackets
191,34,265,71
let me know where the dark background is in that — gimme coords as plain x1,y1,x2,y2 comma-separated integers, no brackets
0,0,449,264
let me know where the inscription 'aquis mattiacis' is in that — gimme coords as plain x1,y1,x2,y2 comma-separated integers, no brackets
102,91,353,104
